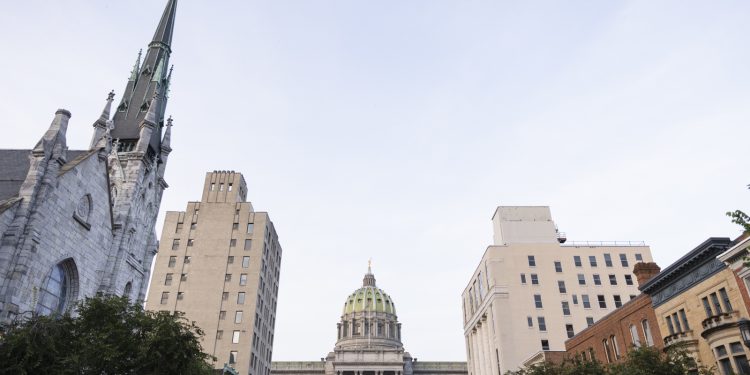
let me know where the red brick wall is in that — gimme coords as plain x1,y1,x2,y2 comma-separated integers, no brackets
565,294,663,364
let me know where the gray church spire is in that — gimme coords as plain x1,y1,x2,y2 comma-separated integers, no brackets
110,0,177,159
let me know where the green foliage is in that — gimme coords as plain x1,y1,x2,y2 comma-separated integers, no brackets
726,209,750,233
504,346,714,375
0,295,216,375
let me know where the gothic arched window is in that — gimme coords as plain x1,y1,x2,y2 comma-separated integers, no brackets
36,259,78,316
123,282,133,299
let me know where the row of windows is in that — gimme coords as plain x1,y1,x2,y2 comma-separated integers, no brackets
161,291,248,305
533,293,632,310
528,253,643,269
209,182,234,192
664,308,690,335
216,329,241,343
715,342,750,375
702,288,733,318
629,319,655,347
520,273,634,287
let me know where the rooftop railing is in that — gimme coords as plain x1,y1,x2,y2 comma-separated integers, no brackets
561,240,647,247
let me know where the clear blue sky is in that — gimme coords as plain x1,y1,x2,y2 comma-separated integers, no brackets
1,0,749,361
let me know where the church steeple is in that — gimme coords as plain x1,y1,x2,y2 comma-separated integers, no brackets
111,0,177,158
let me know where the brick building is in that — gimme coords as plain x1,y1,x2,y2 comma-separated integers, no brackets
565,262,663,364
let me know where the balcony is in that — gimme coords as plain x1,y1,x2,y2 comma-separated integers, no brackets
664,330,698,348
701,311,741,339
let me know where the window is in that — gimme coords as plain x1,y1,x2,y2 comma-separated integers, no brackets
537,316,547,331
609,274,617,285
242,256,250,268
237,292,246,304
624,274,633,285
187,239,194,247
589,256,598,267
566,324,575,339
222,292,229,301
604,253,613,267
210,183,215,191
586,316,595,327
235,311,243,323
217,330,223,339
520,273,527,284
528,255,536,267
597,295,607,308
172,239,180,250
230,239,236,247
642,320,654,346
247,223,254,234
527,316,533,327
578,274,586,285
665,316,675,335
635,253,643,262
190,222,197,230
619,254,629,267
572,294,578,305
219,183,224,191
531,274,539,285
613,295,622,308
229,351,238,364
168,256,176,268
219,311,227,320
181,273,187,281
702,297,713,317
175,222,183,232
711,292,723,315
244,239,252,250
225,274,232,282
554,261,562,273
232,223,238,230
629,324,641,348
679,309,690,331
160,292,169,304
715,345,734,375
177,292,184,300
228,183,233,191
630,294,637,300
611,335,621,359
593,274,601,285
232,330,240,344
228,256,234,264
240,274,248,286
603,339,613,363
582,295,591,309
534,294,543,308
719,288,733,312
562,301,571,315
671,313,682,332
574,256,582,267
165,273,173,286
541,339,550,351
558,280,566,294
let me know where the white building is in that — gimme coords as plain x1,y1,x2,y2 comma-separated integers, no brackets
462,206,653,374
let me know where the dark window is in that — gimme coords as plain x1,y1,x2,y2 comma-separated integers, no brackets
562,301,571,315
171,239,180,250
711,292,723,315
531,274,539,285
566,324,575,338
578,274,586,285
164,273,173,286
219,311,226,320
190,223,196,230
635,253,643,262
177,292,184,300
558,280,567,294
160,292,168,304
604,253,613,267
619,254,629,267
593,274,601,285
574,256,582,267
609,274,617,285
184,256,191,264
719,288,733,312
244,239,252,250
225,274,232,282
527,316,533,327
534,294,543,308
230,239,236,247
613,295,622,308
222,292,229,301
541,339,550,351
537,316,547,331
624,274,633,285
586,317,595,326
554,261,562,273
175,222,183,232
228,256,234,264
572,294,578,305
589,256,597,267
180,273,187,281
665,316,675,335
597,295,607,308
520,274,527,284
168,256,176,268
679,309,690,331
702,297,713,317
582,295,591,309
528,255,536,267
187,239,194,246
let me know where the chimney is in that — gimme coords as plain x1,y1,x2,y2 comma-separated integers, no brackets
633,262,661,287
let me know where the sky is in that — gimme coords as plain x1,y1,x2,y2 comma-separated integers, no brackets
1,0,749,362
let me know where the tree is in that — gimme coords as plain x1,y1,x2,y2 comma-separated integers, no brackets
0,295,216,374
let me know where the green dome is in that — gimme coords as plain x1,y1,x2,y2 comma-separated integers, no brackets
342,268,396,315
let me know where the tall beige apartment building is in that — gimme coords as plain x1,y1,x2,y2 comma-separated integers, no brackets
462,206,652,374
147,171,282,375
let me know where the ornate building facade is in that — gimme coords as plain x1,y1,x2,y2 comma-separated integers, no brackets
0,0,178,320
272,267,467,375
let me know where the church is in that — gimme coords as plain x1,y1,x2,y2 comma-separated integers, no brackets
271,267,467,375
0,0,177,321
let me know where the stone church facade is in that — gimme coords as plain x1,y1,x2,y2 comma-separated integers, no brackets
0,0,178,321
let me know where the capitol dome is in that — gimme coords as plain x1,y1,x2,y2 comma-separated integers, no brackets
336,265,402,349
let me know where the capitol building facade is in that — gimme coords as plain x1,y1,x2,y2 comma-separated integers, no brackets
271,267,467,375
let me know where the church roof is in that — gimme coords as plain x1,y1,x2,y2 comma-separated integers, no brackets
0,149,88,201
